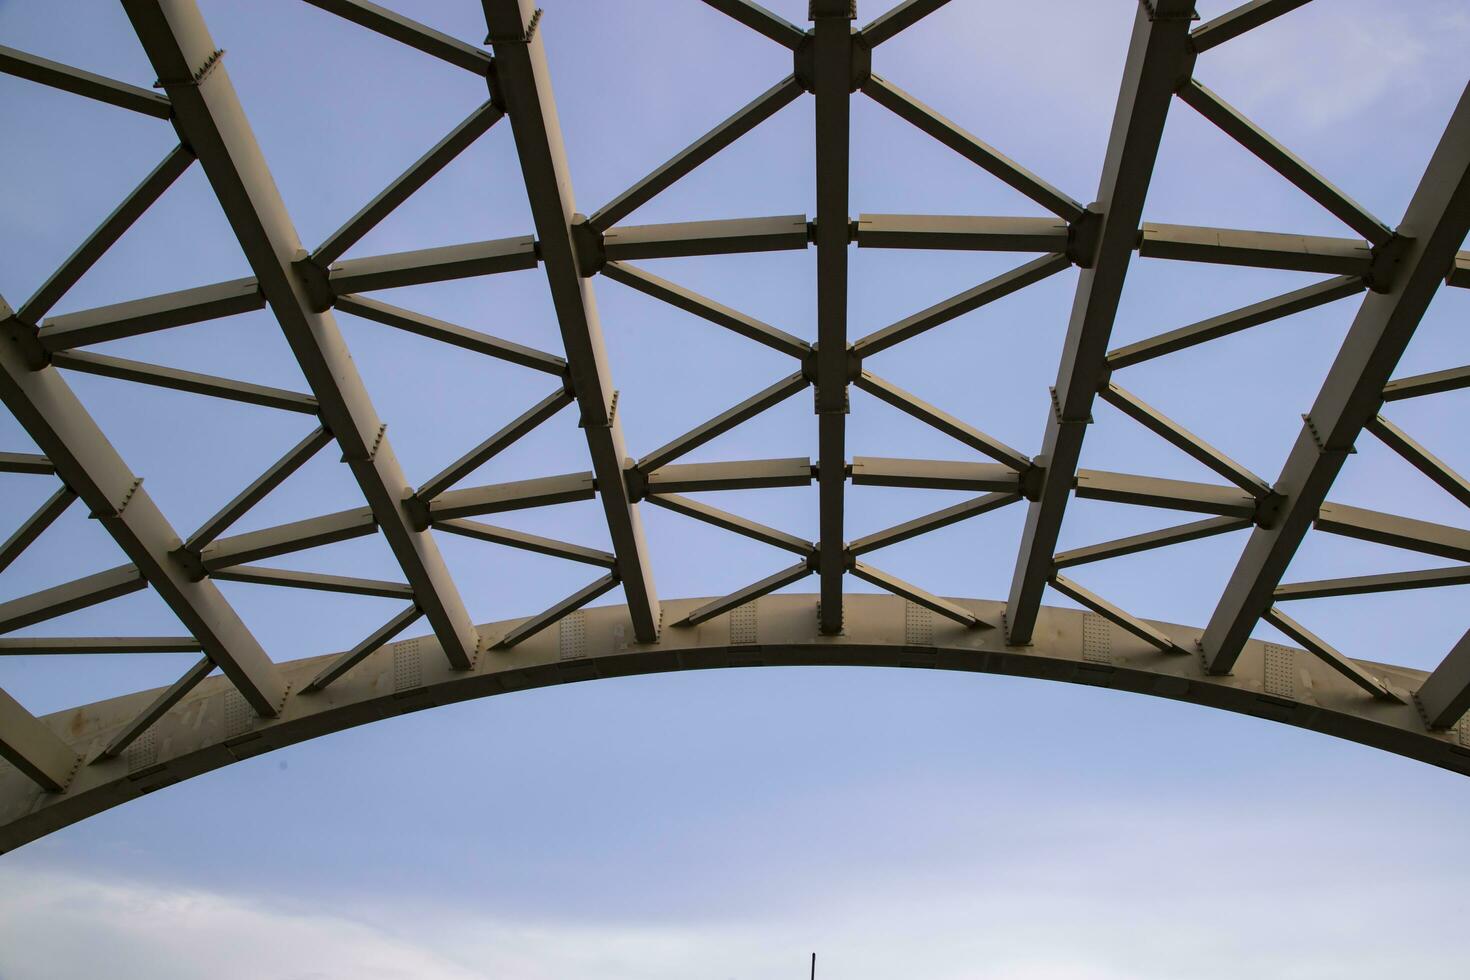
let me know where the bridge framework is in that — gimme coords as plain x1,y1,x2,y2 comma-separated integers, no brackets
0,0,1468,851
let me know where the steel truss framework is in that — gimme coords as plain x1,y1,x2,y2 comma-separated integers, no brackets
0,0,1468,851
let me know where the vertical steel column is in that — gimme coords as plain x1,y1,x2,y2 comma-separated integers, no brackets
1004,0,1196,644
483,0,661,641
1202,82,1470,673
123,0,481,669
811,0,855,634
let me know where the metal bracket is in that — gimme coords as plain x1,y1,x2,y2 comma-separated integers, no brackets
1300,413,1356,455
291,251,334,313
1367,233,1412,294
569,214,605,275
1050,386,1093,425
153,48,224,89
90,477,143,519
485,7,541,44
1066,206,1104,268
340,423,387,463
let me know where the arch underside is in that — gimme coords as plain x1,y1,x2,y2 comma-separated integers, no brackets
2,594,1465,854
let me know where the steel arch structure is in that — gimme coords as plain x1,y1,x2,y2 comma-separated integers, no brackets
1,0,1468,852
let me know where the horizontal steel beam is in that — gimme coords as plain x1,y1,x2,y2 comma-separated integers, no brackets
210,565,413,599
1314,503,1470,563
849,456,1021,492
1139,222,1372,276
1053,515,1252,570
855,214,1069,252
643,457,813,494
1106,275,1364,369
0,452,53,475
300,0,494,75
1275,565,1470,601
0,637,202,655
602,215,810,261
0,565,145,634
428,471,596,521
1382,365,1470,402
202,507,377,570
0,43,172,118
433,518,616,568
51,350,319,414
1075,469,1258,519
327,236,538,294
39,277,263,352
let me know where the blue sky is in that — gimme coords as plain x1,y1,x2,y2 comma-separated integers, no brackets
1,0,1468,976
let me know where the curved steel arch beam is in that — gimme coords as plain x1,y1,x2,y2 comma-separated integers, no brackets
1,593,1464,854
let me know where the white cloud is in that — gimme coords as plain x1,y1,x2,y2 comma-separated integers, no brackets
2,798,1465,980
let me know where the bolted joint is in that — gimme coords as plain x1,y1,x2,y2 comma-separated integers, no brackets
569,214,605,276
484,57,504,110
402,491,430,532
848,31,872,91
813,382,850,415
1140,0,1198,22
794,26,869,93
1252,490,1286,530
794,33,816,92
1366,233,1412,294
1066,205,1105,268
810,0,856,19
1019,462,1047,502
0,305,51,371
170,544,208,583
291,250,334,313
623,464,648,503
